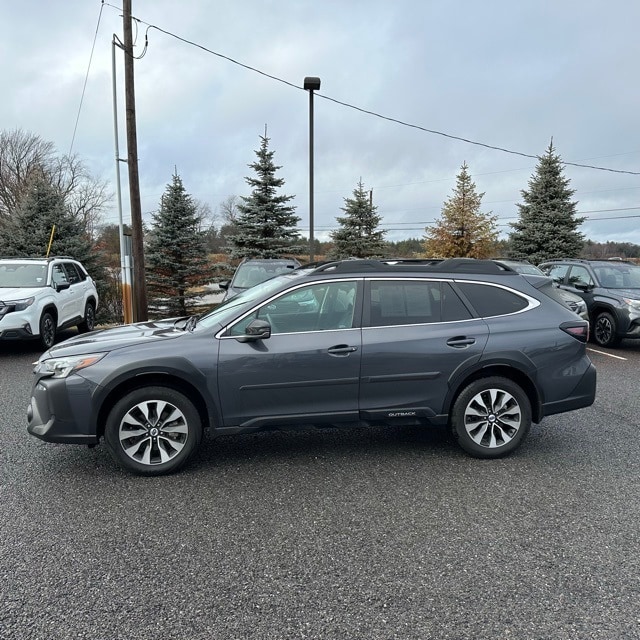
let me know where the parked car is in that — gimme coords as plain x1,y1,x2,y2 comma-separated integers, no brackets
219,258,300,300
494,259,588,320
538,258,640,347
28,258,595,476
0,256,99,349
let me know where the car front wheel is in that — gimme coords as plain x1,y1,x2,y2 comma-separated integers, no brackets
451,377,531,458
593,311,620,348
104,386,202,476
39,311,56,350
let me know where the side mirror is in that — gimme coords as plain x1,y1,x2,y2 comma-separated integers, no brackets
235,318,271,343
55,282,71,292
574,282,594,292
219,280,230,291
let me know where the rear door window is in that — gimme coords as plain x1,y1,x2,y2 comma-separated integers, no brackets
368,280,454,327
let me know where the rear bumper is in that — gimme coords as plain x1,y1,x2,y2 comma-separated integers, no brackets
540,362,597,419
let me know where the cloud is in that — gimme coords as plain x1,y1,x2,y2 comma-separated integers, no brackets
1,0,638,244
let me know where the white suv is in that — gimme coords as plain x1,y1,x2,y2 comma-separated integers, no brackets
0,257,99,349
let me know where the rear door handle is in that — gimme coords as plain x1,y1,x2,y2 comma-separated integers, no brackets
446,337,476,348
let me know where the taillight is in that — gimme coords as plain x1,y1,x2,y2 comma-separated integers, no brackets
560,321,589,343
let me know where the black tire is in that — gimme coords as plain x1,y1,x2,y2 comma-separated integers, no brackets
78,301,96,333
451,376,531,459
593,311,620,348
104,386,202,476
39,311,56,350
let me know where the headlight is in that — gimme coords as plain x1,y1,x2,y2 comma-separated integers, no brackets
6,296,35,311
36,353,107,379
622,297,640,311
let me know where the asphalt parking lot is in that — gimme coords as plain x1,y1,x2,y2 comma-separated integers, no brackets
1,335,640,640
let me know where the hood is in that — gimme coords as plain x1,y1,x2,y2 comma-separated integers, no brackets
0,286,48,301
606,288,640,299
44,318,188,357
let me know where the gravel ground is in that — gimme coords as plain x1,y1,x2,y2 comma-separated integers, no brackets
1,339,640,640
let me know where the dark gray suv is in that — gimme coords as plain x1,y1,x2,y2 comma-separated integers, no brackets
539,258,640,348
28,259,596,476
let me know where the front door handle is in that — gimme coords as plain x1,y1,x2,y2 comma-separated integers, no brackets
328,344,358,356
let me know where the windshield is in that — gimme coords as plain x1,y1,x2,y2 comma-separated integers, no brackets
197,271,307,329
0,263,47,288
513,263,544,276
594,264,640,289
231,261,298,290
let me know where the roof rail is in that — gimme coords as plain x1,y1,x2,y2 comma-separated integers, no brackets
432,258,517,273
0,255,77,261
309,258,518,275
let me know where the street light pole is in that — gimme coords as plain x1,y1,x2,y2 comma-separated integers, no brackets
304,76,321,263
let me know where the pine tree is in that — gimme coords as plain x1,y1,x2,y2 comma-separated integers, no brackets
509,141,584,263
146,173,211,317
0,174,94,265
423,162,498,258
227,134,302,258
328,179,387,259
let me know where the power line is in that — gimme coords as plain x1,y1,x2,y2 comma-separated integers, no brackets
101,3,640,177
68,1,105,157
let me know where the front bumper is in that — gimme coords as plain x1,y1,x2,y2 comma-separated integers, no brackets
0,309,37,340
0,325,35,341
27,374,100,444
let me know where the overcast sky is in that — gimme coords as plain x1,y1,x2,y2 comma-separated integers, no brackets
2,0,639,246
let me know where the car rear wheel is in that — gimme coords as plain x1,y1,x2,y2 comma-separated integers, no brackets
593,311,620,348
105,387,202,476
451,377,531,458
39,311,56,350
78,301,96,333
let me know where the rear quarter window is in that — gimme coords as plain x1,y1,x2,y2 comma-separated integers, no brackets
455,282,529,317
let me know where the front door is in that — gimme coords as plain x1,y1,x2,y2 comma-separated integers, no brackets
217,280,362,428
50,263,76,325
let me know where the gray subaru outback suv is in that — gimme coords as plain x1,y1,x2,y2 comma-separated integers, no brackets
28,258,596,476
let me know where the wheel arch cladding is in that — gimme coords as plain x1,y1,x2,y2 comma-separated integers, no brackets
96,373,211,439
448,364,541,423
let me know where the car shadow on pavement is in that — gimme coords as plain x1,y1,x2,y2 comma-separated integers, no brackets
1,329,80,357
190,423,458,472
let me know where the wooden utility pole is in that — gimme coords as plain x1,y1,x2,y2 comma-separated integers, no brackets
123,0,148,321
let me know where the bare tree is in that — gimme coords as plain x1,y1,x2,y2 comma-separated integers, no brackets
0,129,54,221
0,128,111,236
218,194,240,225
51,154,111,236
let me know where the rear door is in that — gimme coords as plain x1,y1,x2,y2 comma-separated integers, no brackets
359,278,489,421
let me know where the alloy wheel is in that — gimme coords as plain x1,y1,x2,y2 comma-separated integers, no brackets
118,399,189,466
463,388,522,449
595,316,613,345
